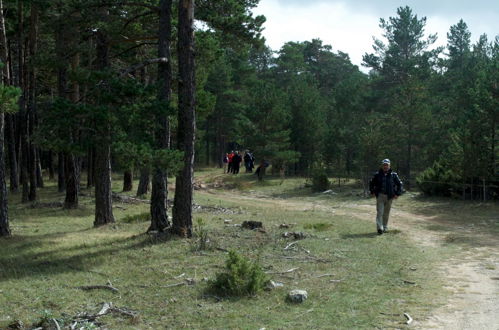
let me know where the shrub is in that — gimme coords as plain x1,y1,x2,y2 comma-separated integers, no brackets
416,161,461,196
208,250,267,297
310,166,331,192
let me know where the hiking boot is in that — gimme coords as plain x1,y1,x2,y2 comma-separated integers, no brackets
383,228,388,233
377,229,383,235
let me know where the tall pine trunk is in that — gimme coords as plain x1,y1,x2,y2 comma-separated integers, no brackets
87,147,95,188
5,114,18,192
0,1,18,193
64,51,81,209
149,0,172,232
0,0,10,236
17,1,29,203
57,152,65,192
123,170,133,192
172,0,195,237
93,18,114,226
64,153,79,209
136,167,150,196
0,111,9,236
27,3,39,201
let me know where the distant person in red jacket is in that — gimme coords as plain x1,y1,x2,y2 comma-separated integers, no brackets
227,151,235,174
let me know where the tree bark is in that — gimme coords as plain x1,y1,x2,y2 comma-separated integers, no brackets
0,0,11,236
57,151,65,192
17,0,29,203
0,0,9,84
64,50,81,208
149,0,172,232
123,170,133,192
93,15,114,226
136,167,150,196
1,8,18,193
172,0,195,237
94,142,114,225
87,147,95,188
27,3,39,201
5,114,18,192
0,111,10,236
64,152,79,209
47,150,54,180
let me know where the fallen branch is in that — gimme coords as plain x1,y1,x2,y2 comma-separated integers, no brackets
284,241,298,250
315,273,334,278
71,302,139,328
282,256,330,263
162,282,186,288
75,284,119,293
404,312,413,325
52,319,61,330
265,267,300,275
403,280,416,285
96,302,112,317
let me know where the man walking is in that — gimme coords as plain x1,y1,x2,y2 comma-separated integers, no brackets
369,159,403,235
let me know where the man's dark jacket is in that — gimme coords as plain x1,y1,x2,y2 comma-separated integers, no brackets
369,169,403,199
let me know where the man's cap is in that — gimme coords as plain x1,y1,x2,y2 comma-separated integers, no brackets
381,159,390,165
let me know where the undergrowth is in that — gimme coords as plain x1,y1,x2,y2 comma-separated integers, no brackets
208,250,267,297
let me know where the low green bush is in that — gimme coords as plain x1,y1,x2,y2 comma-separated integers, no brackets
208,250,267,297
310,166,331,192
416,161,461,196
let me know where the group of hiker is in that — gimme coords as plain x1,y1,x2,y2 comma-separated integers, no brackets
223,150,255,174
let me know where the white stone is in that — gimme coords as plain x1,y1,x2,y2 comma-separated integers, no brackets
288,289,308,303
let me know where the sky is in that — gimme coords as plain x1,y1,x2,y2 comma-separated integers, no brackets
252,0,498,70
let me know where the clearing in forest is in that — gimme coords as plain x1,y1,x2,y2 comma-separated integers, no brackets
1,169,498,329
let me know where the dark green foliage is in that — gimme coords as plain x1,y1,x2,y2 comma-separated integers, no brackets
310,165,331,192
208,250,267,297
0,84,21,113
416,161,461,196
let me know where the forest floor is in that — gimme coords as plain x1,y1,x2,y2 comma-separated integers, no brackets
197,170,499,329
1,168,498,329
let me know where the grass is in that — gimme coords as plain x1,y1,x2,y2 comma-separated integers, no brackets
1,168,496,328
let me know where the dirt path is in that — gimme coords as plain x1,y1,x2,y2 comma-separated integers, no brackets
200,185,499,329
344,203,499,329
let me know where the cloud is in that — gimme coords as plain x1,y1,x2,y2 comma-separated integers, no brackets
276,0,499,16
